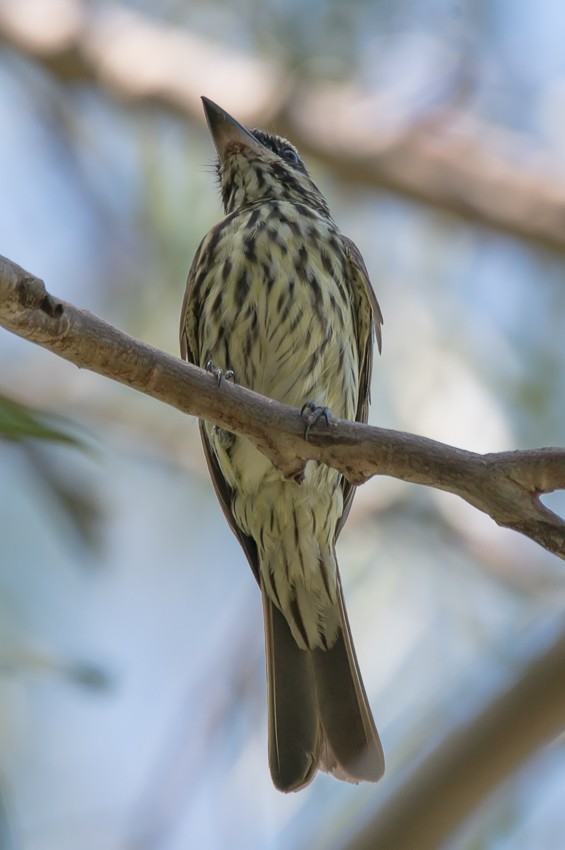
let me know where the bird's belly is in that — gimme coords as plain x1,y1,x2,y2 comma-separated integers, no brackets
196,214,364,649
200,224,359,500
233,282,356,411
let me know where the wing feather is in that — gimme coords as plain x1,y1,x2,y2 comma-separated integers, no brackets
336,237,383,540
180,239,260,583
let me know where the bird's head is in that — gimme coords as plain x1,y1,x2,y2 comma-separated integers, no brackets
201,97,330,218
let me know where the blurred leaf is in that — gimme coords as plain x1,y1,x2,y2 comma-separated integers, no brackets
0,648,114,692
0,392,103,552
66,662,115,691
0,392,85,448
22,443,106,555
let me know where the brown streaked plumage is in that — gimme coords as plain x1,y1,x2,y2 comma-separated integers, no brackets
180,97,384,791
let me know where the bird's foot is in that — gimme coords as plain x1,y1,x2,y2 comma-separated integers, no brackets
205,360,236,388
300,401,335,441
205,361,236,448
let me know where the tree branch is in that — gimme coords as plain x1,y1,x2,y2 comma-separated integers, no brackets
2,0,565,251
1,253,565,558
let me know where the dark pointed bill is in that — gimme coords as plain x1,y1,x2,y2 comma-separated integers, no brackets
201,97,264,161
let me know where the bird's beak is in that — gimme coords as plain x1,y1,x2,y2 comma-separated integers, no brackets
201,97,264,161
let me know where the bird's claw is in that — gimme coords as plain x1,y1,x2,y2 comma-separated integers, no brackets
206,360,236,387
300,401,335,441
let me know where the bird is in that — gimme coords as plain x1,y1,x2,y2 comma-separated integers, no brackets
180,96,385,792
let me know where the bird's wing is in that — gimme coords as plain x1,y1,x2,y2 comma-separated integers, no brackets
198,423,261,583
335,237,383,540
180,239,261,584
343,235,383,359
179,236,205,362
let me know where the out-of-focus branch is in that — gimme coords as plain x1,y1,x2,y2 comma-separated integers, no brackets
339,622,565,850
2,254,565,558
0,777,18,850
2,0,565,251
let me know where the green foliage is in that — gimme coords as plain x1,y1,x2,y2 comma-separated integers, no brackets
0,392,104,550
0,392,85,448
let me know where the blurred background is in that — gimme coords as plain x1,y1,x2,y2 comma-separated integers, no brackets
1,0,565,848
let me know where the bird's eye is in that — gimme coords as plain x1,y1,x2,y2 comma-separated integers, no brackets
283,148,299,165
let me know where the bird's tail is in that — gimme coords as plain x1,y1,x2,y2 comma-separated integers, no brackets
262,574,385,792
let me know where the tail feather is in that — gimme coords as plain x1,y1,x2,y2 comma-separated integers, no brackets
313,574,385,782
262,577,384,792
263,595,320,791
